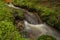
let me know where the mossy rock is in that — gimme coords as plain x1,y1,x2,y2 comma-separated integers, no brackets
38,35,56,40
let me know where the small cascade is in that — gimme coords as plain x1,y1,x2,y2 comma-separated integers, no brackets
6,3,60,40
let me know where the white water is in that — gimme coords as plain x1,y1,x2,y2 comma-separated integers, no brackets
24,20,60,40
6,3,60,40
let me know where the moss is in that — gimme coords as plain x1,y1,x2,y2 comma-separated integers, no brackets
0,0,28,40
0,21,29,40
38,35,56,40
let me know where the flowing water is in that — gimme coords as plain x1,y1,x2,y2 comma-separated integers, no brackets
6,3,60,40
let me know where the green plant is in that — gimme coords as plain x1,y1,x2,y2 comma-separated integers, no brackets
0,1,28,40
38,35,56,40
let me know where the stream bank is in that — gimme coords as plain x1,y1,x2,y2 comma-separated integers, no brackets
6,3,60,40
